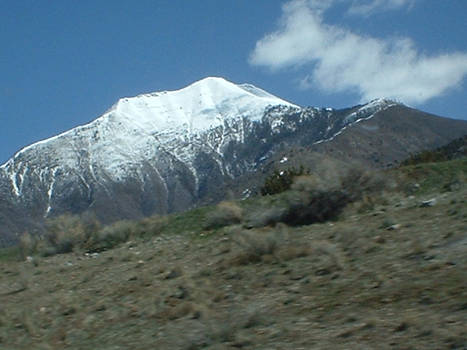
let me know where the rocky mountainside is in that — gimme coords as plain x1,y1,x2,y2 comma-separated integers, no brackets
1,77,466,246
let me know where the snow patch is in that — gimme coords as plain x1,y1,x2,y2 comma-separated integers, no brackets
45,168,59,217
241,188,251,200
10,171,20,196
344,99,397,124
314,99,397,146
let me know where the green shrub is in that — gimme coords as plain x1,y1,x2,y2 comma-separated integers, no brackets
249,167,388,228
281,189,349,226
400,135,466,166
401,150,448,166
248,177,349,227
260,166,308,195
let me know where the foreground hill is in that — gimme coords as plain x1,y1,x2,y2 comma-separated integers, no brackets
1,77,467,246
1,157,465,349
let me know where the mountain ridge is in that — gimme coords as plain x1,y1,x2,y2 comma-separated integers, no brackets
0,77,466,246
1,77,297,169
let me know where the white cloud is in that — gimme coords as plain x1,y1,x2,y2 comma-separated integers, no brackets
249,0,467,105
348,0,416,16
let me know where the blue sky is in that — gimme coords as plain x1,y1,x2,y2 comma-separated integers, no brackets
1,0,466,164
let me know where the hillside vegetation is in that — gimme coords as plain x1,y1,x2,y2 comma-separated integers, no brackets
0,153,466,349
400,135,467,166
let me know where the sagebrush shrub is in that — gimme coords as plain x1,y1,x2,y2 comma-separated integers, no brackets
87,220,133,251
246,186,349,228
18,232,38,260
291,175,324,192
42,214,87,255
340,168,387,201
245,205,288,228
281,189,349,226
228,224,310,265
204,201,243,229
230,228,283,264
248,166,389,228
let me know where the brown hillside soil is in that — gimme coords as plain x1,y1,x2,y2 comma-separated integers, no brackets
0,188,466,349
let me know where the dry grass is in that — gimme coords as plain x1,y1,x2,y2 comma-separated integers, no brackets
0,160,465,349
16,214,169,259
225,224,312,266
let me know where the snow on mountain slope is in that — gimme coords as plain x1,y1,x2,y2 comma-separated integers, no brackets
107,77,298,134
0,77,301,221
1,77,297,179
343,99,398,124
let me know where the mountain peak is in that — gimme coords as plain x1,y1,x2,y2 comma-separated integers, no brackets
103,77,299,135
188,76,232,86
1,77,299,170
125,76,294,102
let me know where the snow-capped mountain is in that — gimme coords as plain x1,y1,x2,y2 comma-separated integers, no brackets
1,77,465,246
2,77,297,184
